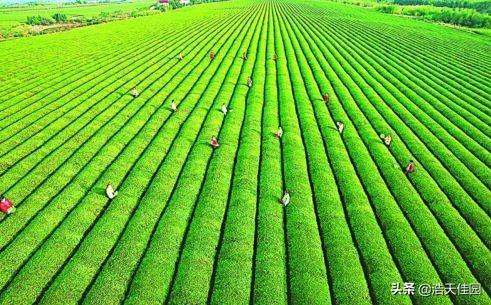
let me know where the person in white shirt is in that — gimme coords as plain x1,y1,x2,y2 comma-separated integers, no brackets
106,184,118,200
221,104,228,115
380,134,392,147
279,190,290,207
130,87,139,98
275,126,283,139
246,76,253,88
336,121,344,134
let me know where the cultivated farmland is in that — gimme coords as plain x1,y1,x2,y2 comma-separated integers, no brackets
0,0,489,304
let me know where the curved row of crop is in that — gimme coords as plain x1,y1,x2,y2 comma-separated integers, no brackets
37,6,264,305
165,7,267,305
119,6,266,305
0,10,240,243
282,1,486,298
208,4,268,305
0,11,201,91
321,17,491,157
314,16,491,201
329,20,491,129
0,32,167,120
0,31,165,103
251,6,287,305
79,12,263,302
0,9,231,123
296,7,491,228
0,14,231,202
274,4,389,305
334,17,491,104
0,9,228,106
282,4,490,304
276,4,446,305
306,3,491,101
0,7,256,303
271,5,337,304
0,20,216,143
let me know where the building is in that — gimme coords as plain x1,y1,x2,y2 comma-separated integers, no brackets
179,0,190,5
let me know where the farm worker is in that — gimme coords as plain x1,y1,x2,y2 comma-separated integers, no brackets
278,190,290,207
336,121,344,134
171,100,178,112
130,87,139,98
0,196,15,215
322,92,329,103
210,135,220,149
275,126,283,139
210,51,215,60
242,52,247,60
221,104,228,115
380,134,392,147
272,54,278,61
178,52,184,60
106,184,118,200
246,76,253,88
404,160,415,175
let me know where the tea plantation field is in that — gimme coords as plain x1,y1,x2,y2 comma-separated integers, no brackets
0,0,489,304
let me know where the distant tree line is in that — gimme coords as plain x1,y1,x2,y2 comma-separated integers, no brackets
155,0,227,11
386,0,491,14
26,13,68,25
376,4,491,27
25,7,155,26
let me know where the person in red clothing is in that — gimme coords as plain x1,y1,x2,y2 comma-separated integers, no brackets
210,135,220,149
322,92,329,103
0,196,15,215
404,160,415,175
210,51,215,60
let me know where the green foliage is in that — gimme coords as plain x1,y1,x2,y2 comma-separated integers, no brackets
0,0,490,304
376,4,491,28
390,0,491,14
52,13,68,22
169,0,182,9
26,15,53,25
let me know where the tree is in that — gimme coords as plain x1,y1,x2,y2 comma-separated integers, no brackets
52,13,68,23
